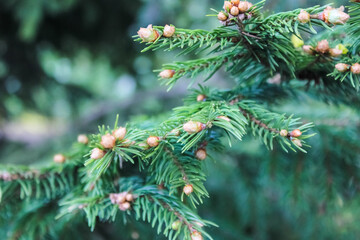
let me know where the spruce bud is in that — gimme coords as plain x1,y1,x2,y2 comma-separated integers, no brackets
183,121,206,134
77,134,89,144
351,63,360,74
335,44,348,54
329,48,342,57
197,94,206,102
316,40,329,54
147,136,160,147
238,1,248,12
324,6,350,25
290,129,302,138
137,25,160,42
335,63,349,72
191,231,203,240
195,149,207,161
297,10,310,23
113,127,127,140
230,6,240,16
91,148,105,160
302,45,313,55
223,1,233,12
101,134,116,149
159,69,175,79
183,184,193,195
280,129,288,137
119,202,131,211
292,138,302,147
171,220,181,230
231,0,240,5
217,12,228,21
53,154,66,164
125,193,134,202
163,24,175,38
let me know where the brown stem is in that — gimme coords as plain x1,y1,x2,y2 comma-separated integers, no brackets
165,148,190,184
238,105,280,134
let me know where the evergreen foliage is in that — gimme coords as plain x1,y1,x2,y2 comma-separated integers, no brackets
1,1,360,239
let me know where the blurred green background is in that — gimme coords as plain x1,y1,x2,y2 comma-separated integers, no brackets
1,0,358,240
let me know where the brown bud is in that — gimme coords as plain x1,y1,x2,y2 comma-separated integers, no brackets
125,193,134,202
163,24,175,38
217,12,228,21
77,134,89,144
280,129,288,137
329,48,342,57
335,63,349,72
101,134,116,149
292,138,302,147
195,149,207,161
183,121,206,134
302,45,314,55
297,10,310,23
238,1,248,12
147,136,160,147
91,148,105,160
122,139,135,147
191,231,203,240
197,94,206,102
351,63,360,74
216,115,231,122
137,24,160,42
224,1,233,12
230,6,240,16
119,201,131,211
53,154,66,163
183,184,193,195
170,129,180,136
109,193,126,204
113,127,127,140
231,0,240,5
159,69,175,79
290,129,302,138
316,40,329,54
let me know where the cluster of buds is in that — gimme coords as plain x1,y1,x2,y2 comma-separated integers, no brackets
53,154,66,163
218,1,254,24
0,172,16,181
147,136,160,148
183,121,206,134
183,184,194,195
302,40,343,57
195,148,207,160
138,24,176,42
298,6,350,25
77,134,89,144
191,231,203,240
280,129,303,147
109,191,135,211
335,63,360,74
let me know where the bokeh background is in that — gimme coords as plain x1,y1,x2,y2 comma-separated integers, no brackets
1,0,358,239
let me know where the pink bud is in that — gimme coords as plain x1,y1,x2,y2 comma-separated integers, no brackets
113,127,127,140
335,63,349,72
137,25,160,42
77,134,89,144
183,184,193,195
159,69,175,79
147,136,160,148
329,48,342,57
316,40,329,54
183,121,206,134
351,63,360,74
217,12,228,21
101,134,116,149
325,6,350,25
191,231,203,240
298,10,310,23
53,154,66,163
91,148,105,160
302,45,313,55
163,24,175,38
